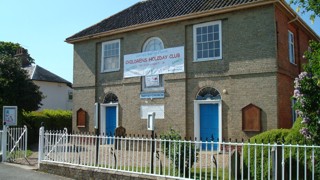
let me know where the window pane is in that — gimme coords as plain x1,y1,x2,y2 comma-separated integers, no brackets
202,34,207,42
196,35,202,43
209,42,214,49
214,41,220,49
197,51,202,59
202,26,207,34
196,27,201,35
197,43,202,51
208,33,213,41
203,50,208,58
208,25,213,33
213,24,219,32
203,43,208,50
209,50,214,57
214,33,219,40
215,49,220,57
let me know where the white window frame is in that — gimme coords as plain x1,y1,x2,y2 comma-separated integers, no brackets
288,31,295,64
101,39,121,73
142,37,164,52
193,21,222,62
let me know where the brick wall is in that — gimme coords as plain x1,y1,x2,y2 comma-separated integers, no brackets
72,4,303,140
275,6,315,128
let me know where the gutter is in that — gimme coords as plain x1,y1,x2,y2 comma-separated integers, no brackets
276,0,320,41
66,0,277,44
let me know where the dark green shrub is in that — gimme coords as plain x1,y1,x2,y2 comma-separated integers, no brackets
22,109,72,145
284,118,314,178
243,129,290,179
160,129,198,177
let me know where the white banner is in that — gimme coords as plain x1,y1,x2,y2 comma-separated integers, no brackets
124,46,184,78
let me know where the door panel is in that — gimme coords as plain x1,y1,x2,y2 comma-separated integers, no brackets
200,104,219,150
106,106,116,144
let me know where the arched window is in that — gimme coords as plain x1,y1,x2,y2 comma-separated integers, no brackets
141,37,164,93
196,87,221,100
104,93,118,103
143,37,164,52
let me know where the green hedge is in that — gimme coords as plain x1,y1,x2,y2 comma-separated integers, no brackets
243,119,316,179
243,129,291,179
22,109,72,144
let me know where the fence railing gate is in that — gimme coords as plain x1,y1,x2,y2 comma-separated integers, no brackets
1,125,28,163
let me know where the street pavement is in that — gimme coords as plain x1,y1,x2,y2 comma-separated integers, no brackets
0,163,73,180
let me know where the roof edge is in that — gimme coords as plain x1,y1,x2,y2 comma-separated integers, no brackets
66,0,277,44
276,0,320,41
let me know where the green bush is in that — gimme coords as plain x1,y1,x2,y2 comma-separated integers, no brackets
243,129,291,179
160,129,198,177
22,109,72,145
284,118,314,178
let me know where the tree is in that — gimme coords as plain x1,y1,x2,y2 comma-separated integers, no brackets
290,0,320,22
0,42,42,125
293,41,320,142
0,41,34,66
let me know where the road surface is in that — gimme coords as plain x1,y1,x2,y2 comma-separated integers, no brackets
0,163,73,180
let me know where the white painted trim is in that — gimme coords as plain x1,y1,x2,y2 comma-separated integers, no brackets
194,100,222,151
100,103,119,136
101,39,121,73
288,30,296,64
142,37,164,52
193,20,222,62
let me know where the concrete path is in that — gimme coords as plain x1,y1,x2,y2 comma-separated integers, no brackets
0,162,73,180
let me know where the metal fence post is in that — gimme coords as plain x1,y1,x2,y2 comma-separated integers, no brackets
2,125,7,162
24,125,28,158
64,127,68,162
38,126,45,168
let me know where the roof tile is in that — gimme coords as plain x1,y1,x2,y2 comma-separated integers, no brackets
66,0,264,42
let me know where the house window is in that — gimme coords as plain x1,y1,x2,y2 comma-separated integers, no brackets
288,31,295,64
68,91,73,101
101,39,120,72
143,37,164,52
142,37,164,92
193,21,222,62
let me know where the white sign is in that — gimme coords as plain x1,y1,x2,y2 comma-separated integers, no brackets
145,75,160,87
124,46,184,78
141,105,164,119
147,112,155,131
3,106,18,126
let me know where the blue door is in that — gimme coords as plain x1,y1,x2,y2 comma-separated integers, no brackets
200,104,219,150
106,106,116,144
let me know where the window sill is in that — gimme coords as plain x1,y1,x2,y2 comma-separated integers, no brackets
289,62,297,66
101,68,120,73
193,58,222,62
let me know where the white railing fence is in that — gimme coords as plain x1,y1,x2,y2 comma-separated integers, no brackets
38,127,320,180
0,129,3,156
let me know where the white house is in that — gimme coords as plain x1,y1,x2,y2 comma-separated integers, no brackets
24,65,73,110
